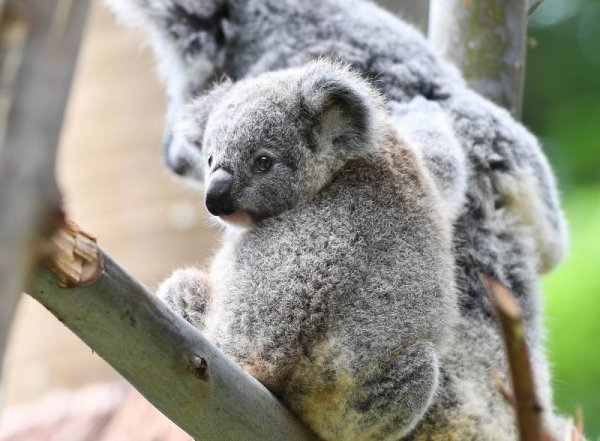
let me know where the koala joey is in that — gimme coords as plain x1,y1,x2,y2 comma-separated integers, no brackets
158,60,466,440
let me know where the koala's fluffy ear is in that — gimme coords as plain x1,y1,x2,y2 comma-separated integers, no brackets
300,63,383,154
177,79,234,148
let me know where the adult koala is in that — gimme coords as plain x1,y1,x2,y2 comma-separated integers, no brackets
159,60,466,441
108,0,570,438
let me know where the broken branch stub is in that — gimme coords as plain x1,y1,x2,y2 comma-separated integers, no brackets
48,219,102,287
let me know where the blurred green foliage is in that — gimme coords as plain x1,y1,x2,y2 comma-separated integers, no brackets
542,188,600,437
524,0,600,437
524,0,600,190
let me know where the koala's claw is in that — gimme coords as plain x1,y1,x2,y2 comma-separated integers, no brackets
156,268,210,329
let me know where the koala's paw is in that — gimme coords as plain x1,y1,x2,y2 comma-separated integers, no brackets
156,268,210,329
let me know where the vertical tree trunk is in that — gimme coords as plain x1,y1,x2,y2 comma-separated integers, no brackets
428,0,528,117
0,0,91,404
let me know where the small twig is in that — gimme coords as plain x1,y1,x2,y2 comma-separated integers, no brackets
483,276,544,441
528,0,544,17
484,277,587,441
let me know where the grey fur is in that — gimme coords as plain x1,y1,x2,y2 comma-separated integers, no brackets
108,0,572,438
107,0,566,270
159,61,462,440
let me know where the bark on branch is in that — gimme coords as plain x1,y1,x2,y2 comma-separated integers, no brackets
27,221,318,441
485,277,544,441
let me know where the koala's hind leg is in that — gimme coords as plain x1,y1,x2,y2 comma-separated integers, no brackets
348,342,439,441
288,341,439,441
156,268,211,330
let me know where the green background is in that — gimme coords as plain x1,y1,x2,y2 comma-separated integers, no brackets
524,0,600,437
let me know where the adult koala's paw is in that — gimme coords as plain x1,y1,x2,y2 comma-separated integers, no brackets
157,268,210,329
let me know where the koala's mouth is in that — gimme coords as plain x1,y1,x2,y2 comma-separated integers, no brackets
218,209,254,228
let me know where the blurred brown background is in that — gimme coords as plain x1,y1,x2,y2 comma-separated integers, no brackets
2,1,219,411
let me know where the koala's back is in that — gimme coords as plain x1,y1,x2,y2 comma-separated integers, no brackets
206,135,457,402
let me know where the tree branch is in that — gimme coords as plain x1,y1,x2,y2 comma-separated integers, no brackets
27,221,318,441
484,277,544,441
0,0,91,405
428,0,528,117
484,278,584,441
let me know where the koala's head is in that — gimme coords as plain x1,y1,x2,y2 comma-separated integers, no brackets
173,60,385,228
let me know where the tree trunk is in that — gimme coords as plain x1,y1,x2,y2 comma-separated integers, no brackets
428,0,528,117
0,0,91,405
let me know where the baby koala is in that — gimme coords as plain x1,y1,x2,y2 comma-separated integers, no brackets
158,60,465,440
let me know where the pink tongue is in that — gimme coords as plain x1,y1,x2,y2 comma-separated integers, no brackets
220,210,250,225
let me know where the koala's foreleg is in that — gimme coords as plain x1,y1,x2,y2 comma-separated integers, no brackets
156,268,211,330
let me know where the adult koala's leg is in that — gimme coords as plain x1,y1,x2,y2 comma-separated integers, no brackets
286,341,439,441
392,95,567,273
390,97,467,220
156,268,211,330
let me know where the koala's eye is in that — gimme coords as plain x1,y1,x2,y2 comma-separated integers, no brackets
254,155,273,173
207,156,213,167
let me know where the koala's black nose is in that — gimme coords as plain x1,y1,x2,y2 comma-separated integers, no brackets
205,169,236,216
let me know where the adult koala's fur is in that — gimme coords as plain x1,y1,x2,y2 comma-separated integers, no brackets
108,0,571,439
159,60,465,440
